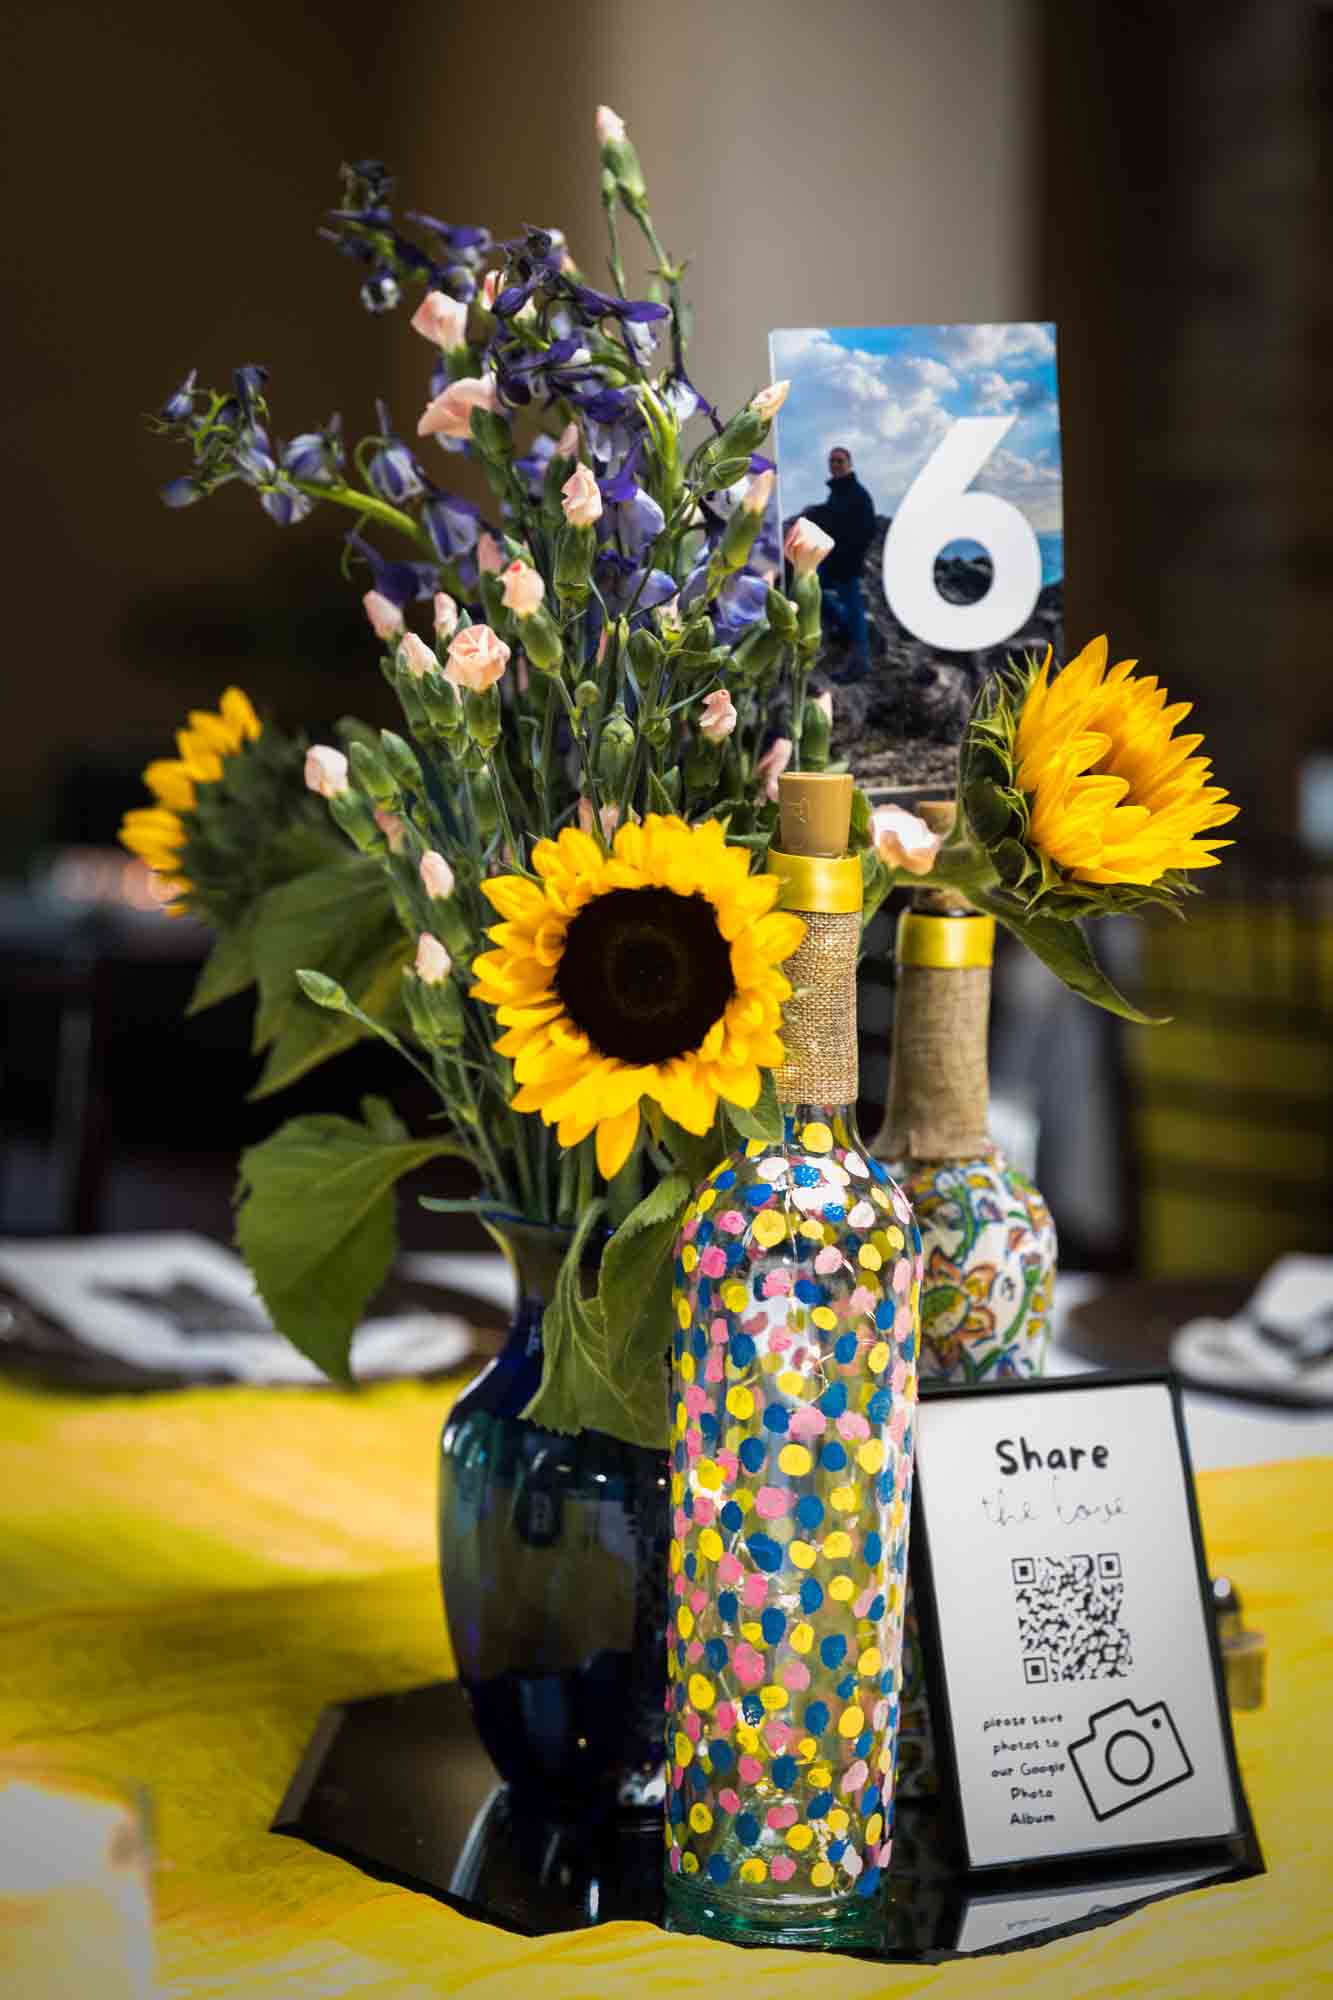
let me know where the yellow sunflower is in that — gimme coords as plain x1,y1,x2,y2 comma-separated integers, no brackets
469,815,806,1178
119,687,261,893
1013,637,1237,887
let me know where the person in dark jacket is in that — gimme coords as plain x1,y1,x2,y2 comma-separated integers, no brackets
804,445,876,681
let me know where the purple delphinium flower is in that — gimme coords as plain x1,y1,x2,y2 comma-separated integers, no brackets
160,475,204,508
281,415,343,484
346,531,439,607
366,400,424,504
260,479,315,526
158,369,198,425
713,570,769,642
422,488,481,560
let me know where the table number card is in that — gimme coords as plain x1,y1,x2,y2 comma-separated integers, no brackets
911,1376,1251,1873
767,323,1063,689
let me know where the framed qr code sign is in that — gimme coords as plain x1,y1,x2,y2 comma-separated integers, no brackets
909,1374,1255,1874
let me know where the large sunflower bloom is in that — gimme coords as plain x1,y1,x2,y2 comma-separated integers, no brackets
470,815,805,1178
1013,637,1237,887
120,687,261,893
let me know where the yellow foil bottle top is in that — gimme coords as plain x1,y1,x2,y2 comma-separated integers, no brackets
897,909,995,969
772,771,862,914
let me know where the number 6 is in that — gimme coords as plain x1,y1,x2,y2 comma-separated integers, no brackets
882,415,1043,651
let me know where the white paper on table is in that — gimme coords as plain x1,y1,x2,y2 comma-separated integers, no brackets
0,1232,478,1383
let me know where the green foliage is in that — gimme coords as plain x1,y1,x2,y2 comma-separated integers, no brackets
723,1069,782,1144
523,1172,692,1446
234,1097,472,1381
247,857,409,1097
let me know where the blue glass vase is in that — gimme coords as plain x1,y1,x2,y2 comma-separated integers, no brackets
438,1217,670,1816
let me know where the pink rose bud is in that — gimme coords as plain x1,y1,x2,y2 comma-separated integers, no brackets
417,374,499,441
813,690,834,723
751,381,790,423
595,105,627,146
374,808,406,853
419,850,456,900
480,270,502,312
561,462,603,528
557,420,580,458
577,796,623,842
870,805,943,877
304,745,349,798
698,688,738,743
501,559,546,617
445,623,511,692
415,932,451,983
742,469,775,515
409,290,468,351
477,532,504,575
756,736,793,802
433,592,459,641
363,590,404,641
397,632,438,679
784,515,835,576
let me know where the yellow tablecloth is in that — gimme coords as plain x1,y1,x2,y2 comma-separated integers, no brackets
1,1375,1329,1998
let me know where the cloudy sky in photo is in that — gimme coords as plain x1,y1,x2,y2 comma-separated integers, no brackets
769,323,1063,549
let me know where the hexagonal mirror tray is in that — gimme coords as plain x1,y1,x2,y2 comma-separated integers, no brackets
273,1681,1262,1961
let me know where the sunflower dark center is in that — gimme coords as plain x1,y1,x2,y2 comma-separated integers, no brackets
556,887,735,1063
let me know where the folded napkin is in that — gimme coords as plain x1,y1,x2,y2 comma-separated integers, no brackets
0,1233,483,1385
1170,1254,1333,1408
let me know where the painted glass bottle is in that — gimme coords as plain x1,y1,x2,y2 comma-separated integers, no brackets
874,801,1057,1795
664,772,922,1946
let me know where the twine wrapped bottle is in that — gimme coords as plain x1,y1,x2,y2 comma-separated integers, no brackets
663,773,921,1946
875,800,1057,1795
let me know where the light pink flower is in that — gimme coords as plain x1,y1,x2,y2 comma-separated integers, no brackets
698,688,737,743
445,623,510,692
742,468,775,515
420,851,456,901
362,590,404,641
397,632,437,679
812,689,834,725
751,381,790,423
561,462,603,527
756,735,793,802
557,420,580,457
304,745,348,798
374,808,405,853
417,373,499,441
784,516,834,576
415,933,450,984
480,270,502,312
477,531,504,574
596,105,627,146
576,796,623,843
871,804,942,876
501,559,545,617
433,592,459,641
409,290,468,351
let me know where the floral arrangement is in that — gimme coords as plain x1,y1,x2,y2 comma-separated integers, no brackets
122,110,1234,1448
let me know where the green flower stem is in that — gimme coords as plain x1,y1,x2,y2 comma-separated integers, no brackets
790,655,812,769
483,749,522,863
508,1108,539,1218
437,1052,513,1206
292,479,435,554
557,1141,578,1228
538,680,558,834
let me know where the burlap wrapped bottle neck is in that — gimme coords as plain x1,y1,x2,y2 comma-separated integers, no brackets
875,959,993,1161
773,908,860,1107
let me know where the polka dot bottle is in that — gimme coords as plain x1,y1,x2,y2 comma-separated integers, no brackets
664,1112,921,1942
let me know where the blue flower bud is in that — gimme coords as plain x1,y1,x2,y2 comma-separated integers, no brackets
259,481,313,526
159,369,197,424
360,270,400,314
160,475,202,509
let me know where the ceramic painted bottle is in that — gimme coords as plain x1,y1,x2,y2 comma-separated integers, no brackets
663,772,922,1947
875,801,1056,1796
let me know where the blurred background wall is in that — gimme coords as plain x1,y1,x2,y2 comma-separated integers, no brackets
2,0,1329,1261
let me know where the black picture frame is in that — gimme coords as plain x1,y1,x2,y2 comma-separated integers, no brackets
908,1370,1261,1884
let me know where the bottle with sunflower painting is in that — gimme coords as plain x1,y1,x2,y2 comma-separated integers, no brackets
663,772,921,1947
874,799,1057,1797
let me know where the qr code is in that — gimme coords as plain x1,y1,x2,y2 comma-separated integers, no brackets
1010,1553,1132,1684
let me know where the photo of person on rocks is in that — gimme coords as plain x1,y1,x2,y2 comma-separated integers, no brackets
800,445,877,684
770,323,1064,797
